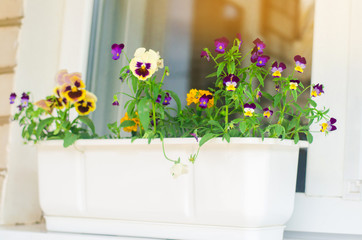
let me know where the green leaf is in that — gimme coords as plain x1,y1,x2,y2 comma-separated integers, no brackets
167,90,182,114
78,116,96,135
36,118,54,138
256,72,264,87
132,76,138,94
275,124,283,137
206,72,217,78
239,121,247,133
292,90,297,102
137,98,151,131
227,61,235,74
217,62,226,77
119,120,136,128
308,98,317,108
294,133,300,144
208,120,223,130
273,93,282,108
199,133,216,147
127,100,136,116
293,102,303,112
261,91,273,101
306,132,313,144
288,118,298,131
223,133,230,143
63,131,78,148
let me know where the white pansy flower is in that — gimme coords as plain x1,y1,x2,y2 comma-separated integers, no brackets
129,48,159,81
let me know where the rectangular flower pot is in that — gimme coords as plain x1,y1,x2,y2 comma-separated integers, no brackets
37,138,307,240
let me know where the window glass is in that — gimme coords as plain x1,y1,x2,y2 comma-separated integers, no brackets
87,0,315,139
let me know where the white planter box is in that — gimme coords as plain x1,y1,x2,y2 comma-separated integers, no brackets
37,138,307,240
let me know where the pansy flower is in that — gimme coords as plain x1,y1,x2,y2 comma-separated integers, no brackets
111,43,125,60
253,38,265,54
294,55,306,73
311,83,324,97
236,33,243,49
74,91,97,116
190,133,198,142
9,93,16,104
256,55,270,67
223,74,240,91
250,51,258,63
61,74,86,103
186,89,214,108
129,48,159,81
244,103,256,117
320,118,337,133
112,100,120,106
20,92,29,107
275,85,280,92
289,80,300,90
271,61,286,78
156,92,172,106
34,99,55,114
199,94,213,109
263,107,273,119
52,86,68,109
256,91,262,100
200,51,210,61
214,37,229,53
120,112,140,132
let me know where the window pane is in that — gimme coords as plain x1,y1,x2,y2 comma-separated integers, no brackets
87,0,314,137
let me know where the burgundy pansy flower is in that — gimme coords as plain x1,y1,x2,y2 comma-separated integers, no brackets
199,94,213,109
256,55,270,67
289,80,300,90
263,107,273,119
112,100,119,106
271,61,286,78
294,55,306,73
111,43,125,60
223,74,240,91
320,118,337,133
250,51,258,63
200,51,210,61
253,38,266,54
311,83,324,97
156,92,172,106
214,37,229,53
20,92,29,107
9,93,16,104
244,103,256,117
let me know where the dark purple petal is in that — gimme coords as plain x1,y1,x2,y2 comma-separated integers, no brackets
9,92,16,104
199,94,212,109
244,103,256,109
112,100,119,106
223,74,240,86
145,63,151,69
279,62,286,70
135,65,150,78
253,38,265,53
250,51,258,63
272,61,278,68
294,55,306,64
290,80,300,84
111,43,125,60
256,55,270,67
21,92,29,107
329,117,337,125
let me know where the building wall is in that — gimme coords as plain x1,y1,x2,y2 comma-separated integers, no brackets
0,0,23,211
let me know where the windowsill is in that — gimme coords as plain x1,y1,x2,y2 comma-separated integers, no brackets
0,224,361,240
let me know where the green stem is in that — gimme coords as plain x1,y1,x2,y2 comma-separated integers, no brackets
152,102,157,133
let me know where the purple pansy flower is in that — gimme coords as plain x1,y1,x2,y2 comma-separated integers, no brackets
214,37,229,53
9,93,16,104
223,74,240,91
289,80,300,90
253,38,266,54
271,61,286,78
294,55,307,73
256,55,270,67
236,33,243,49
311,83,324,97
199,94,212,109
112,100,119,106
263,107,273,119
275,85,280,92
190,133,199,142
156,92,172,106
250,51,258,63
20,92,29,107
111,43,125,60
200,51,210,61
320,118,337,133
244,103,256,117
256,91,262,100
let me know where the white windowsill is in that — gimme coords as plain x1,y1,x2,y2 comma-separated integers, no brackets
0,224,362,240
